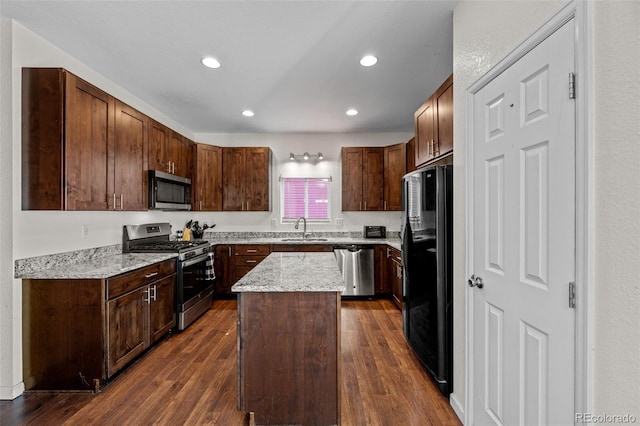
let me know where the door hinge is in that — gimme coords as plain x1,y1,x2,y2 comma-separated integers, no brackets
569,282,576,308
569,72,576,99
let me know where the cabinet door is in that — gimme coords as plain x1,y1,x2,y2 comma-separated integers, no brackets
222,148,246,211
374,246,390,294
362,147,384,211
214,245,235,294
341,147,363,211
389,257,403,310
194,144,222,211
414,97,435,167
107,286,149,376
182,138,194,180
383,143,406,211
148,120,169,173
65,72,115,210
406,137,416,173
245,147,270,211
114,100,148,210
166,131,184,175
435,79,454,158
150,275,176,344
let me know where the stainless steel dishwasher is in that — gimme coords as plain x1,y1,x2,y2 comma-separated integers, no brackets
333,245,375,296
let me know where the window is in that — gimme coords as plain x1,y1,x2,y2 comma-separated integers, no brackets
281,177,330,222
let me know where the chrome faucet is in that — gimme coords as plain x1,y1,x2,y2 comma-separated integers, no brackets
294,217,310,239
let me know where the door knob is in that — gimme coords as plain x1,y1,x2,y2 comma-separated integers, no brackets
468,274,484,289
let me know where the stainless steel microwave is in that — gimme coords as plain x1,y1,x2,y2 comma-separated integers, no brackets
148,170,192,211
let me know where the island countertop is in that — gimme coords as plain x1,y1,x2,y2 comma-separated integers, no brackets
231,252,345,293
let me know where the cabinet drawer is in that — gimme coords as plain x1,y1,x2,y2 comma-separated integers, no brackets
271,244,333,252
235,266,256,280
107,259,176,300
235,255,267,268
234,245,270,256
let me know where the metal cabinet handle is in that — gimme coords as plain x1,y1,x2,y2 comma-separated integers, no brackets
112,193,116,210
199,200,203,210
386,247,391,258
246,249,257,253
150,284,157,301
384,201,387,211
247,200,250,210
120,194,124,210
246,260,257,264
228,247,232,257
145,272,159,279
364,201,367,210
143,289,151,304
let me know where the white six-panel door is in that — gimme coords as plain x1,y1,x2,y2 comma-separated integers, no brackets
470,18,576,426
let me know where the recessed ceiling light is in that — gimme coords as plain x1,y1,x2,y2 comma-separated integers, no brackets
242,110,254,117
359,55,378,67
201,57,222,69
346,109,358,116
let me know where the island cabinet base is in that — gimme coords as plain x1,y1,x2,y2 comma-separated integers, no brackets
238,291,341,425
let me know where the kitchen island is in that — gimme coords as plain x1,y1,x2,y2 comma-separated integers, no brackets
232,252,345,426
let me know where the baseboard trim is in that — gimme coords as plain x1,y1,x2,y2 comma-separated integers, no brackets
0,381,25,400
450,392,465,424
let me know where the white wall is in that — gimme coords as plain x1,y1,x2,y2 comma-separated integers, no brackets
0,21,410,399
591,0,640,415
194,132,408,233
452,0,640,418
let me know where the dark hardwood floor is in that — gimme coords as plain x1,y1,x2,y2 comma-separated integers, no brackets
0,298,461,425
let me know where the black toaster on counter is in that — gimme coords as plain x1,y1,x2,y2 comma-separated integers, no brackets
363,225,386,239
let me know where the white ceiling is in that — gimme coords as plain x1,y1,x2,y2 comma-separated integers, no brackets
1,0,456,133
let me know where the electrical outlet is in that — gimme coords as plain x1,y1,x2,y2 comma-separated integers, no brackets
270,217,277,228
335,218,343,227
81,225,89,239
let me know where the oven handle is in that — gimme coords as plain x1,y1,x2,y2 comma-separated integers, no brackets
181,253,210,268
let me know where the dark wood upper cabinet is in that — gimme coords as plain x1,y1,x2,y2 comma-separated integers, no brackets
22,68,115,210
148,120,192,179
414,74,453,168
22,68,148,211
193,143,223,211
113,100,148,211
148,120,170,174
363,147,384,211
222,147,270,211
406,137,416,173
341,147,363,211
342,146,404,211
435,79,454,158
341,147,383,211
415,98,435,167
383,142,407,211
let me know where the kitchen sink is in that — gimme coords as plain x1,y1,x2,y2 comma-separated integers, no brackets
280,238,328,242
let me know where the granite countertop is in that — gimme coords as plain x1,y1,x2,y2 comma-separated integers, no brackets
17,253,178,280
232,252,346,293
205,234,401,251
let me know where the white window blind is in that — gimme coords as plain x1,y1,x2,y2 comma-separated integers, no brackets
281,177,330,221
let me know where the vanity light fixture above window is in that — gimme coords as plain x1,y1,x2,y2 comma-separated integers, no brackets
289,152,323,161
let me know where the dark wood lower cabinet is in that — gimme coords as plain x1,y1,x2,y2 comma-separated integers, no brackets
387,247,403,310
238,291,340,425
22,259,176,391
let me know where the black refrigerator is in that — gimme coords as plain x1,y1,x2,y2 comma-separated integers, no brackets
401,165,453,395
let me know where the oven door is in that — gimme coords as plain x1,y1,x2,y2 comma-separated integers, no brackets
177,252,214,314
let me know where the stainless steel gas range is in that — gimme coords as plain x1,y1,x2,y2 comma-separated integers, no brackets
123,223,213,331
